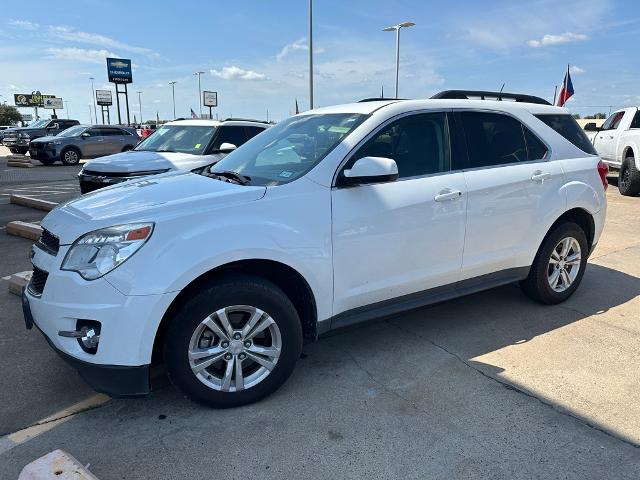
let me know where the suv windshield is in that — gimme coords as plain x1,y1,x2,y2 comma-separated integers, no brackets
58,126,87,137
26,119,49,129
210,113,366,186
134,124,216,154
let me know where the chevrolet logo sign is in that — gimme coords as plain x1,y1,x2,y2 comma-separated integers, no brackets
110,61,129,68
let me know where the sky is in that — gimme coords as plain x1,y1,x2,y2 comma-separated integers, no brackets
1,0,639,124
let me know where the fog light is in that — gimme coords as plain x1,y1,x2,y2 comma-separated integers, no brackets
58,320,101,354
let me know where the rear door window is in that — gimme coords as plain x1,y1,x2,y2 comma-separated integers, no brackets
455,112,527,169
523,127,549,160
535,114,597,155
631,110,640,129
214,126,248,149
245,126,266,140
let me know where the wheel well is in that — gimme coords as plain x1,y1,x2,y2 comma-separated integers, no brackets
61,145,81,156
622,146,635,160
152,260,318,364
547,208,595,251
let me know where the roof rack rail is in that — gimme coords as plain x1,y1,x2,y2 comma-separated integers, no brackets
223,117,270,124
358,97,404,103
431,90,551,105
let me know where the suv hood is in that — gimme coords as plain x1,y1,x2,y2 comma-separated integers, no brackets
30,135,60,143
42,171,266,244
82,150,227,174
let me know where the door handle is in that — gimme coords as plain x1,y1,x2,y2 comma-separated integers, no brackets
531,171,551,183
434,189,462,202
609,135,614,139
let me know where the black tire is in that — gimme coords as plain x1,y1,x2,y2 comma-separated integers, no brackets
9,148,19,154
16,147,28,155
122,145,133,152
164,274,303,408
520,222,589,305
38,157,56,166
60,147,81,165
618,156,640,196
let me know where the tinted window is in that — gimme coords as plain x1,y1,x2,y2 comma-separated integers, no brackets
135,125,216,154
98,128,119,136
350,112,449,178
458,112,527,168
214,126,247,149
245,126,266,140
85,128,101,137
535,114,597,155
524,127,549,160
631,111,640,129
601,111,625,131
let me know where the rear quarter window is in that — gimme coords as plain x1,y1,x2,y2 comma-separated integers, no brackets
535,114,597,155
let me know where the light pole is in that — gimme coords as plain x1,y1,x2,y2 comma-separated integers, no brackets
194,71,204,118
309,0,314,109
89,77,97,124
169,81,177,119
137,91,143,125
383,21,415,98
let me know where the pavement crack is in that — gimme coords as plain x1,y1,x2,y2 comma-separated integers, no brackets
383,319,640,449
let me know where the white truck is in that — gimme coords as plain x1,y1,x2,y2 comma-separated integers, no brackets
585,107,640,196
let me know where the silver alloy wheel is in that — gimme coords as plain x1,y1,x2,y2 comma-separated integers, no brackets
188,305,282,392
547,236,582,293
64,150,79,163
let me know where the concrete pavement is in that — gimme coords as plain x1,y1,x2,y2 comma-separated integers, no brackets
0,168,638,479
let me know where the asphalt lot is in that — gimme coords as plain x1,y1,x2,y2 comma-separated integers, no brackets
0,147,639,479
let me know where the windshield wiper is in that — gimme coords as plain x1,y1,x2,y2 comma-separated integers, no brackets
210,170,251,185
155,149,176,153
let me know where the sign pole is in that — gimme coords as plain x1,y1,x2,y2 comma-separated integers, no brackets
124,83,131,126
115,85,122,125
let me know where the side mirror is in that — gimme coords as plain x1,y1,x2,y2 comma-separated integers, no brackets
81,132,90,138
47,123,59,130
339,156,399,186
218,142,237,152
584,122,598,132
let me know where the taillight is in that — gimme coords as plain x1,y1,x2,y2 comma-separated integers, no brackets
597,160,609,190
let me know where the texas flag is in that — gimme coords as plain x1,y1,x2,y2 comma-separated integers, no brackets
556,66,574,107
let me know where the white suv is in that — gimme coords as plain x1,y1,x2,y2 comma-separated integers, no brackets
23,90,608,407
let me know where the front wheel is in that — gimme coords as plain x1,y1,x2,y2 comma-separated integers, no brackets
60,147,81,165
619,156,640,196
520,222,588,304
38,158,56,166
164,275,303,407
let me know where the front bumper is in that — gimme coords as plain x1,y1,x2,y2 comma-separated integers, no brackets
23,290,150,397
3,137,29,147
29,145,57,160
24,243,177,395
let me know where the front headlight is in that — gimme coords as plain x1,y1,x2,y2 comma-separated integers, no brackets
53,140,62,145
61,223,154,280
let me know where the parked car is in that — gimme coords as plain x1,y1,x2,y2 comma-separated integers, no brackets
29,125,140,166
23,90,607,407
0,125,13,142
584,107,640,195
77,118,269,193
2,118,79,154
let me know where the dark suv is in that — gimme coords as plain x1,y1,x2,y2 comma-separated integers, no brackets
2,119,80,154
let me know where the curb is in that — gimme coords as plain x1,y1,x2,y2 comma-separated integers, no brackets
6,221,42,241
18,449,100,479
4,271,32,296
10,195,58,212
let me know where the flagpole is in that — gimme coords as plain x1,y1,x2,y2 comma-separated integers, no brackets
553,85,558,105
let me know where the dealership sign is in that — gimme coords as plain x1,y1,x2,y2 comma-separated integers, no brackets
203,91,218,107
43,97,63,109
14,93,55,107
96,90,113,106
106,58,133,84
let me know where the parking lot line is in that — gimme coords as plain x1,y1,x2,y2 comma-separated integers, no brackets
0,394,110,455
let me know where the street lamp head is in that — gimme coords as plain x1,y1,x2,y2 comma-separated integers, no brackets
399,21,415,28
383,21,416,31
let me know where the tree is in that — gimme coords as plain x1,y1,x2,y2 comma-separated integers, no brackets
0,105,22,125
572,113,581,119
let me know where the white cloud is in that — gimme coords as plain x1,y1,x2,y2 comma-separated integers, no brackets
210,66,267,81
570,65,585,75
527,32,589,48
46,47,120,64
276,38,324,62
48,25,156,56
7,84,20,91
8,20,39,30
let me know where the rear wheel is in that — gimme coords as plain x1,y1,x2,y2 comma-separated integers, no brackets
618,156,640,196
164,275,303,407
60,147,81,165
520,222,588,304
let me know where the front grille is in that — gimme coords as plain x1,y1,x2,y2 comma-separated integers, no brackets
28,266,49,296
31,142,46,150
79,178,105,194
36,229,60,255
